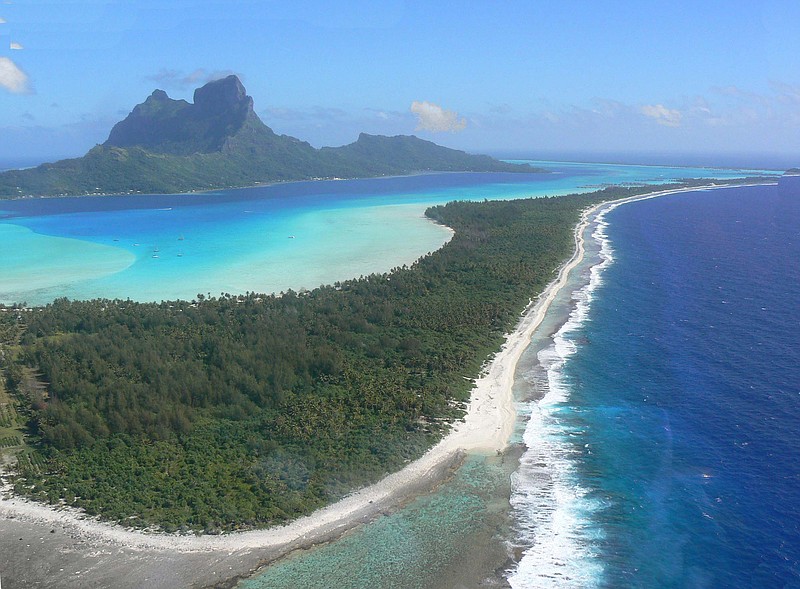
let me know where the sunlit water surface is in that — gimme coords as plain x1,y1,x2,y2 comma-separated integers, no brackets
0,161,774,305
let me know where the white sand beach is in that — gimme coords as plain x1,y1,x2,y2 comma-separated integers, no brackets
0,183,765,588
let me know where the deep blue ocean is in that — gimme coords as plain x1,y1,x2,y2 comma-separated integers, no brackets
3,156,796,588
511,182,800,588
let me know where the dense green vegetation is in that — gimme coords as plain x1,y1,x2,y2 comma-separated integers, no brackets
0,185,647,532
1,180,764,532
0,76,541,199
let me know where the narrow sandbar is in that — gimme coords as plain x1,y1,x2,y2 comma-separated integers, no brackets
1,183,762,588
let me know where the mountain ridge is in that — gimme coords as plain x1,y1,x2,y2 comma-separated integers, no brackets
0,75,543,198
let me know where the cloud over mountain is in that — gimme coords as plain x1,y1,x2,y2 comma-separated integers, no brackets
410,101,467,133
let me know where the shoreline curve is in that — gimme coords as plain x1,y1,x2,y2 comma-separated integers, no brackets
0,182,771,588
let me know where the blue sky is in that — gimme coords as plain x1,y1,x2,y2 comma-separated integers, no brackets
1,0,799,166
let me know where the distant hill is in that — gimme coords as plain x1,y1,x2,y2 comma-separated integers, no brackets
0,76,542,198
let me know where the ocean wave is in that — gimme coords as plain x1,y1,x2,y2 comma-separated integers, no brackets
507,212,614,588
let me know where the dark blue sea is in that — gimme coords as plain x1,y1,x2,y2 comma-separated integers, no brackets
510,181,800,588
3,154,796,587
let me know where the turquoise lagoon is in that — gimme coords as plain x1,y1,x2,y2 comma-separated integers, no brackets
0,160,784,588
0,161,777,306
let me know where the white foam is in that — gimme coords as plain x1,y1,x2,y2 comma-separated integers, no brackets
507,215,614,588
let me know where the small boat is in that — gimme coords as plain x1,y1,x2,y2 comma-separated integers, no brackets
288,235,295,239
178,235,185,241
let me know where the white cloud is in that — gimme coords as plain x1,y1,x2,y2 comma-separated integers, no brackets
410,100,467,132
10,41,23,50
0,56,30,93
640,104,682,127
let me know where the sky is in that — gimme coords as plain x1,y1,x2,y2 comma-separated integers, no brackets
1,0,799,167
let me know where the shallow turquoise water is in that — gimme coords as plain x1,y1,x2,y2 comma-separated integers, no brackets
0,224,135,293
238,455,515,589
228,165,780,589
0,160,783,587
0,162,776,306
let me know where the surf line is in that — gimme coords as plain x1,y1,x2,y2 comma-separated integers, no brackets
0,182,770,558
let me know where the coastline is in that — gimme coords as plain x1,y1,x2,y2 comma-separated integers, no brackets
506,179,794,588
0,205,586,580
0,167,549,202
503,180,781,588
0,182,771,588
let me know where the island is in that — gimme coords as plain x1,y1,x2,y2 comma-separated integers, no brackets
0,177,777,588
0,75,542,198
0,178,744,535
0,73,781,588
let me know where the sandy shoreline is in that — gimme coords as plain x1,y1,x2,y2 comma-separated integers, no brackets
0,182,765,588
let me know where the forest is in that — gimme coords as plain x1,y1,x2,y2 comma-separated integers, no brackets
0,183,721,532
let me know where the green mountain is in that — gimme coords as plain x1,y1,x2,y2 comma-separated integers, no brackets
0,76,541,198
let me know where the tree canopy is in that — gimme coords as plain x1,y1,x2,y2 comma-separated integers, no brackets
1,184,701,531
